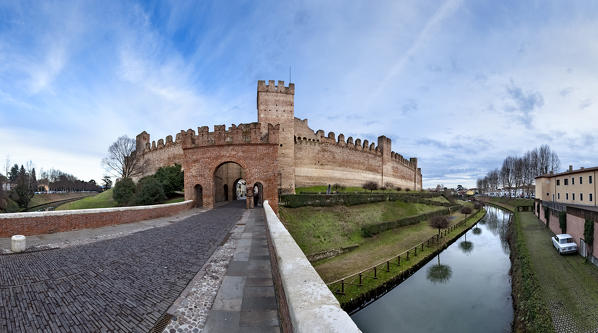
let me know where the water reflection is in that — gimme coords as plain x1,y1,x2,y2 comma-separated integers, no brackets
426,254,452,284
459,232,474,255
351,206,513,333
472,226,482,235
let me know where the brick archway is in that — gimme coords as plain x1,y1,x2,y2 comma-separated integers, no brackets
182,144,279,211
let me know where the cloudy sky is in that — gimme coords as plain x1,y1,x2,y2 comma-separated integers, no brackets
1,1,597,188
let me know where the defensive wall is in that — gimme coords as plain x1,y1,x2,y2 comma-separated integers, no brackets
0,200,193,237
135,80,423,209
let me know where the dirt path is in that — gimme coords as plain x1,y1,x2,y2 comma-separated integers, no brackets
519,212,598,333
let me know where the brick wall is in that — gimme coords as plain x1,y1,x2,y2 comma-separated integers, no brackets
0,201,194,237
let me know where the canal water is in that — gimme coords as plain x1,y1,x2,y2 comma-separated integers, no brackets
351,206,513,333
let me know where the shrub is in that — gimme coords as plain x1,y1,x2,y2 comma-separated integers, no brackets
135,176,166,205
362,181,378,192
429,215,449,236
154,164,184,198
405,188,411,192
384,182,394,190
584,218,595,261
474,202,482,210
461,206,472,215
113,178,136,206
332,183,345,191
396,187,402,192
536,202,540,216
544,207,550,227
559,212,567,234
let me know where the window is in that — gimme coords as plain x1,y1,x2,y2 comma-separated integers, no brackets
558,193,560,199
557,179,560,186
591,176,593,184
573,193,575,201
572,177,575,185
565,179,569,185
580,176,583,184
580,193,583,201
566,193,569,200
591,193,593,202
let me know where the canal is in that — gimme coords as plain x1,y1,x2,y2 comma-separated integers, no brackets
351,205,513,332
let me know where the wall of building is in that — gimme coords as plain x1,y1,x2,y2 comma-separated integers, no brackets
536,201,598,260
0,201,194,237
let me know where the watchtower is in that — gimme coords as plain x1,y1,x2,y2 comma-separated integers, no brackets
257,80,296,193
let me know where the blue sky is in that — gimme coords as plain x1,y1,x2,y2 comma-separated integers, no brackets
1,1,598,188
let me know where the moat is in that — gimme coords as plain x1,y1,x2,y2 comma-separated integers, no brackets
351,206,513,332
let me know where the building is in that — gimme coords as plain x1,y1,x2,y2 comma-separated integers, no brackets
134,80,423,211
535,165,598,266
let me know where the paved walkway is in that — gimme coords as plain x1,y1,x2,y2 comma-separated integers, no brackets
0,207,206,254
203,208,281,333
0,203,242,332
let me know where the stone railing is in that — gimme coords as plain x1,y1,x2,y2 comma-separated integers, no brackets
0,201,194,237
263,200,361,333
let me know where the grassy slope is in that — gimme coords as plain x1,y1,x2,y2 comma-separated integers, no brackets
28,192,95,208
519,212,598,332
163,196,185,204
279,201,444,256
55,189,117,210
315,209,476,282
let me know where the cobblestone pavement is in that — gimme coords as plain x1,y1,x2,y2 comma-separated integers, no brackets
0,203,243,332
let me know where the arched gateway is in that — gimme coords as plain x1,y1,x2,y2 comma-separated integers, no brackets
182,123,280,211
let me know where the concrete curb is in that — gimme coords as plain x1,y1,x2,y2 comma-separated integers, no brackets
263,200,361,333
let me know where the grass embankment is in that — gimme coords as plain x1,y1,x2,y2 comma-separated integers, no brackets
55,189,186,210
28,192,95,208
279,200,444,256
513,212,598,332
482,196,533,211
333,208,485,306
55,189,117,210
295,185,419,194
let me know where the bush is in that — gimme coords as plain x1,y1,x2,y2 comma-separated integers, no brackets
332,183,345,191
396,187,402,192
113,178,136,206
429,215,449,236
544,207,550,227
474,202,482,210
362,181,378,192
559,212,567,234
536,202,540,216
362,207,457,237
154,164,184,198
584,218,594,260
405,188,411,192
461,206,472,215
135,176,167,205
384,182,394,190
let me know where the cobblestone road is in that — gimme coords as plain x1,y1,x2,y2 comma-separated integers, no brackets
0,203,243,332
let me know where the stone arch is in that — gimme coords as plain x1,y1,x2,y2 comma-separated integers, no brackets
232,178,247,200
213,161,246,205
194,184,203,208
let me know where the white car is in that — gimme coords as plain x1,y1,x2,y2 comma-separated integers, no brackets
552,234,578,254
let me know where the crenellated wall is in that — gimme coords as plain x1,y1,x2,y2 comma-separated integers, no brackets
293,128,422,190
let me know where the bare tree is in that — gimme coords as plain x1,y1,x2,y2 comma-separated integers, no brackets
500,157,515,197
550,151,560,173
102,136,145,179
513,157,525,197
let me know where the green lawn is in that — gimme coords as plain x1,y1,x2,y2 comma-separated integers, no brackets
28,192,95,208
314,209,479,282
163,196,185,204
279,201,444,258
519,212,598,332
55,189,117,210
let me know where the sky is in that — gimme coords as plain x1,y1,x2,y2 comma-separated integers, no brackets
1,1,598,188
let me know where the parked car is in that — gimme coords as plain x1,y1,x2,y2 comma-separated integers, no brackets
552,234,578,254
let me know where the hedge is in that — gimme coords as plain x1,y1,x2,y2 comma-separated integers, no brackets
361,205,462,237
280,192,444,208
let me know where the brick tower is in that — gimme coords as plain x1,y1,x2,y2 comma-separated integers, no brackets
257,80,295,194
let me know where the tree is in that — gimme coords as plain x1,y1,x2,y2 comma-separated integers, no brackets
461,206,472,217
102,176,113,190
362,181,378,193
102,136,145,179
584,219,594,263
12,165,34,208
113,178,136,206
135,176,166,205
9,164,19,182
154,164,184,197
429,215,449,237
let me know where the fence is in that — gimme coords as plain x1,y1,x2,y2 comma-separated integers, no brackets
326,209,483,307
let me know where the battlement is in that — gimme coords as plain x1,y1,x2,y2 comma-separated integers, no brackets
180,122,280,149
294,129,417,169
257,80,295,95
